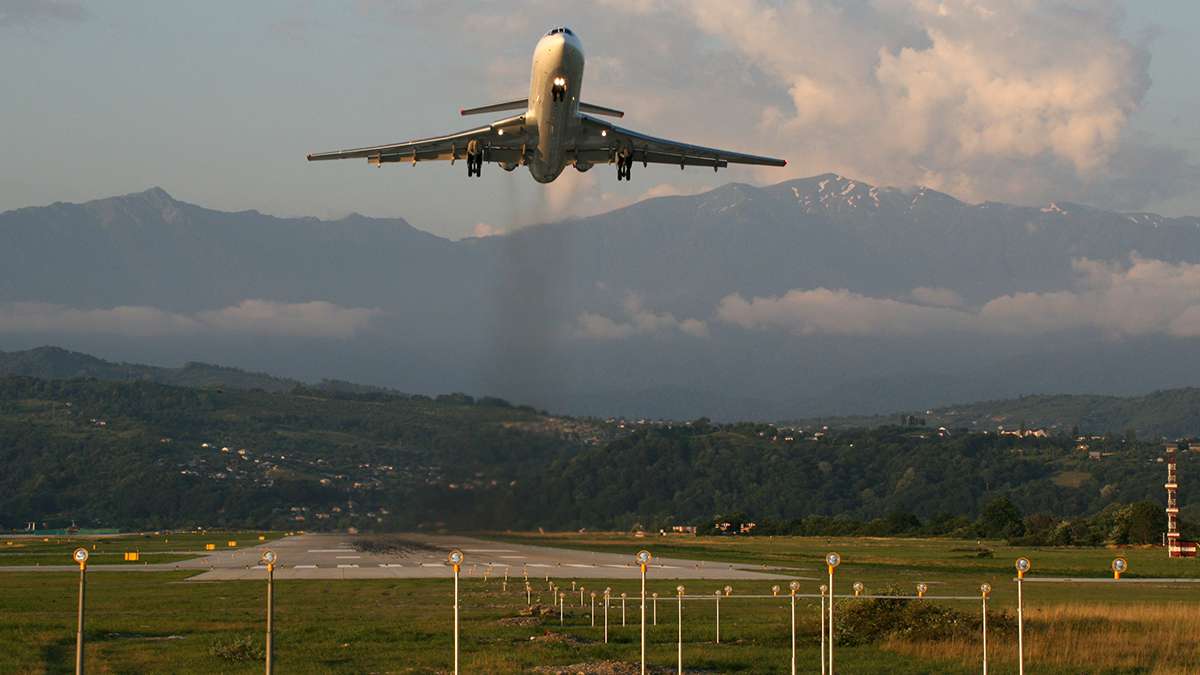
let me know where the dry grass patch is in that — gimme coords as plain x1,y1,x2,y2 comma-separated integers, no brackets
885,602,1200,673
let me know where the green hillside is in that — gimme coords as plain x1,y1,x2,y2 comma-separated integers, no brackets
0,376,1187,535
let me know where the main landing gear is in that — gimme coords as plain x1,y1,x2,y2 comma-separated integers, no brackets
466,140,483,177
616,150,633,181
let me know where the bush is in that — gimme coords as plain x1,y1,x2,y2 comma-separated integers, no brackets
835,588,1014,646
210,636,265,662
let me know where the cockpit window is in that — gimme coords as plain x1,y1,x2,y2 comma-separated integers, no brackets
547,27,574,36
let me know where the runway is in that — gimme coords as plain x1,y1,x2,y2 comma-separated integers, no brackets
1,533,798,581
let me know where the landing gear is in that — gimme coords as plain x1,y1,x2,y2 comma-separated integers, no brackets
616,150,633,181
466,140,483,177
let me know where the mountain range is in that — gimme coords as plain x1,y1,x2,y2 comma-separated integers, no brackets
2,176,1200,419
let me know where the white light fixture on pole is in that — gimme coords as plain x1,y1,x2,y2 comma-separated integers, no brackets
980,583,991,675
580,585,585,607
819,584,828,675
261,550,278,675
637,549,652,675
916,583,928,599
448,549,465,675
676,585,685,675
789,580,801,675
826,552,840,675
772,585,780,597
604,588,611,644
72,547,89,675
1112,557,1128,580
525,582,532,606
852,582,864,597
1015,557,1031,675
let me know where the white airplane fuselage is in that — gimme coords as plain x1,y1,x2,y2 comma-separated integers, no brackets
524,31,585,183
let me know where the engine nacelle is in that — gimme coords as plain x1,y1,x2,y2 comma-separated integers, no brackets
501,161,518,172
574,161,593,172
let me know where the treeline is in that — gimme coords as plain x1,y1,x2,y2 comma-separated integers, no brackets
712,497,1168,546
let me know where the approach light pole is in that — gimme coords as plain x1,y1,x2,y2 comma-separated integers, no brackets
826,552,840,675
262,550,278,675
73,547,89,675
789,580,801,675
637,550,652,675
449,549,464,675
980,583,991,675
1015,557,1031,675
676,585,685,675
819,584,827,675
1112,557,1128,580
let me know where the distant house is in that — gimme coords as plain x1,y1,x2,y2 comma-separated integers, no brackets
670,525,697,535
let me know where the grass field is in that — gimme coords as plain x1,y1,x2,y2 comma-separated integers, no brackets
4,532,1200,673
0,531,284,567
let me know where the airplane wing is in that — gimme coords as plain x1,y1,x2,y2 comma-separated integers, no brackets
306,114,530,166
574,114,786,169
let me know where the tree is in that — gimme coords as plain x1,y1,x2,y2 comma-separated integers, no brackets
976,496,1025,539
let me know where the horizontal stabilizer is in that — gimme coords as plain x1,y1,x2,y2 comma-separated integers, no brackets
579,102,624,118
460,98,528,116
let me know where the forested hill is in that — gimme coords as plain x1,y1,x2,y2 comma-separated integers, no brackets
0,376,1184,533
802,389,1200,438
0,346,298,392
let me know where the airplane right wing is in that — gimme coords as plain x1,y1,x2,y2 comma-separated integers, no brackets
306,114,530,166
574,114,787,169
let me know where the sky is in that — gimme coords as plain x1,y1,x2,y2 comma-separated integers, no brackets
1,0,1198,240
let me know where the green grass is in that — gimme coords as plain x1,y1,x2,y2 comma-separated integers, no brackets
0,531,284,566
1,570,966,674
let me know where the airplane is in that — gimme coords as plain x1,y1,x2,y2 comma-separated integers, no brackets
307,27,787,183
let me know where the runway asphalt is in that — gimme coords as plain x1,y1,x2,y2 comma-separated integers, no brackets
0,533,803,581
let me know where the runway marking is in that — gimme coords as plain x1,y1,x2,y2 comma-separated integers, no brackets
464,548,518,553
421,563,443,568
294,565,317,569
565,564,595,568
335,556,361,559
499,555,525,559
603,564,629,569
252,565,266,570
337,564,359,569
308,549,356,553
385,563,404,568
658,565,680,569
527,564,551,568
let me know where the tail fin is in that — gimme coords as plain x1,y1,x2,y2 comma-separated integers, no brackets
460,98,529,116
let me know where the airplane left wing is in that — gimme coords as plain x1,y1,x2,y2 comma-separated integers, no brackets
574,114,786,169
307,114,529,165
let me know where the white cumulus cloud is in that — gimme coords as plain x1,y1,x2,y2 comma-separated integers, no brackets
574,293,709,340
0,300,381,338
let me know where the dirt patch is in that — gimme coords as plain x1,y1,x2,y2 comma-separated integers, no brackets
527,630,593,646
498,616,541,626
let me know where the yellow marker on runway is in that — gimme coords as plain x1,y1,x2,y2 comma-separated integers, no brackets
205,543,216,551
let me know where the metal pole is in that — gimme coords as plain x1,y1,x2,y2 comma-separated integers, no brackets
591,594,596,626
828,568,835,675
454,565,460,675
1017,578,1024,675
622,595,627,626
820,591,826,675
75,563,86,675
677,593,683,675
560,593,564,625
653,594,658,625
640,564,647,675
982,593,988,675
604,592,610,643
715,592,721,644
265,564,274,675
790,592,796,675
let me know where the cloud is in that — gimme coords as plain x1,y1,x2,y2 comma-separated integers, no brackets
716,256,1200,339
471,222,505,238
910,286,965,308
0,300,380,338
717,287,969,336
0,0,87,27
574,293,708,340
591,0,1195,211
